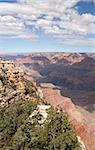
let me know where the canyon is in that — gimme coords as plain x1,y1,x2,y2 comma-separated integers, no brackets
1,52,95,150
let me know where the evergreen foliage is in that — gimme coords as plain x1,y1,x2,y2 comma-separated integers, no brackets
0,101,81,150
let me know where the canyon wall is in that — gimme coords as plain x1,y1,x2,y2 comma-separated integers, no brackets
40,85,95,150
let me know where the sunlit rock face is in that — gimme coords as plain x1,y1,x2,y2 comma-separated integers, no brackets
0,59,39,106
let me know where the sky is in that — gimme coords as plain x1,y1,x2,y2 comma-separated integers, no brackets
0,0,95,53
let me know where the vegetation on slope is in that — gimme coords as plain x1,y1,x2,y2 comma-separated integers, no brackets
0,100,37,149
0,100,80,150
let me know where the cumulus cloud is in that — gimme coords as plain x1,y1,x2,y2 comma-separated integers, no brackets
0,15,37,39
0,0,95,47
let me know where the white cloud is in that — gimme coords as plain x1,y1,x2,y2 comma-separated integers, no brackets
0,0,95,47
0,15,36,39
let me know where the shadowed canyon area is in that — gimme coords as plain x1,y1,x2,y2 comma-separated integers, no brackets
5,53,94,112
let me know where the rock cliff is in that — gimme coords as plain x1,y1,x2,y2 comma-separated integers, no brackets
0,60,39,106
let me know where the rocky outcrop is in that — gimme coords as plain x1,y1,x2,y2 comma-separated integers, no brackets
29,105,51,124
0,60,39,106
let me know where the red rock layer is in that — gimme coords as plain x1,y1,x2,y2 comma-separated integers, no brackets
57,102,95,150
41,87,95,150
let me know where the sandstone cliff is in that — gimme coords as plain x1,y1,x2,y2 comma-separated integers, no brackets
0,60,39,106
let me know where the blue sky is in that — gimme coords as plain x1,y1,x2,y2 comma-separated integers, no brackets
0,0,16,2
76,1,95,15
0,0,95,53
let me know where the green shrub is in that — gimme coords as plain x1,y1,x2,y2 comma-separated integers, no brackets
24,79,38,98
0,100,37,149
0,99,81,150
